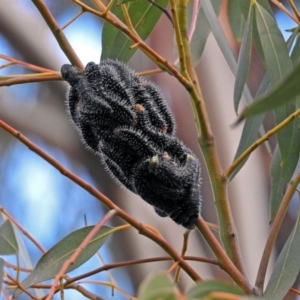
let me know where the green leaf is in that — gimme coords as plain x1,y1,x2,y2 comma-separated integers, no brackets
253,3,298,158
230,74,270,181
239,0,273,19
138,272,177,300
234,3,254,112
242,62,300,117
101,0,169,62
291,33,300,64
14,226,114,297
0,219,18,255
201,0,254,110
228,0,246,42
189,0,222,67
252,2,300,219
186,280,244,299
230,115,264,181
264,199,300,299
270,141,300,219
269,147,287,219
254,3,291,84
0,258,4,291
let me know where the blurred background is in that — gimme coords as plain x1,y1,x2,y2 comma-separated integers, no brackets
0,0,298,299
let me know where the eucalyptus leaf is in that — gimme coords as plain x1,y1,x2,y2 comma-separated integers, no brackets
186,280,244,299
14,226,114,297
138,272,177,300
230,74,270,181
0,258,4,291
188,0,222,67
253,3,298,159
242,61,300,117
264,200,300,299
291,33,300,64
101,0,169,63
234,3,254,112
0,219,18,255
270,137,300,220
201,0,257,112
239,0,273,19
269,147,287,219
228,0,246,42
252,2,300,219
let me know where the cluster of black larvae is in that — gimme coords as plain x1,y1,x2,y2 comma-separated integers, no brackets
61,60,201,229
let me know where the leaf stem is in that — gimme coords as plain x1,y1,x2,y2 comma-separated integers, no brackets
174,0,246,277
31,0,84,69
195,217,253,294
72,0,192,90
0,73,61,87
226,108,300,179
255,171,300,293
65,255,218,287
0,119,202,283
169,0,190,81
46,210,118,300
0,206,46,254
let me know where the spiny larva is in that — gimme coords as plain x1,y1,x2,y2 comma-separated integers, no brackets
61,59,201,229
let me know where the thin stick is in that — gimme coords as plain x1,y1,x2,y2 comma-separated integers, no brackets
195,217,253,294
0,206,46,253
0,54,55,73
226,108,300,179
46,210,118,300
0,74,61,87
271,0,299,24
0,119,202,283
32,0,84,69
255,171,300,292
174,230,190,282
65,255,218,285
72,0,193,91
61,9,84,30
288,0,300,21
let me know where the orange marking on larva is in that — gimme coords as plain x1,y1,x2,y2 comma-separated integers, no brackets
140,81,147,87
113,128,120,134
135,104,145,111
162,126,167,134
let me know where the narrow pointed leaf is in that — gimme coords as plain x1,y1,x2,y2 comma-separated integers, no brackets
138,272,177,300
253,3,298,158
264,200,300,299
230,74,270,181
239,0,273,19
270,138,300,220
201,0,255,110
270,147,287,219
186,280,244,299
101,0,169,62
230,114,264,181
14,226,114,297
13,221,46,298
0,220,18,255
291,33,300,64
234,3,254,112
228,0,246,42
254,3,291,82
252,2,300,219
189,0,222,66
242,61,300,117
0,258,4,291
